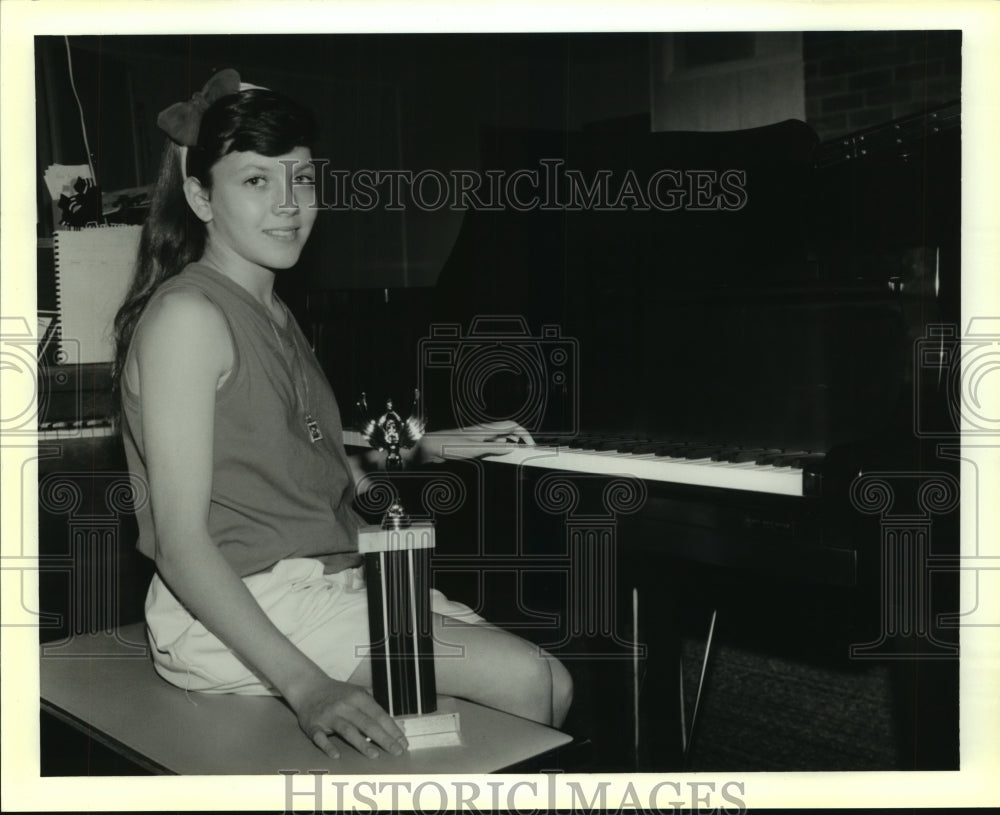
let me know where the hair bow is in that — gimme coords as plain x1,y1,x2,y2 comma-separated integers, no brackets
156,69,242,146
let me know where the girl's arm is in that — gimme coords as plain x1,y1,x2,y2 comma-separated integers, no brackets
135,290,406,759
346,421,535,488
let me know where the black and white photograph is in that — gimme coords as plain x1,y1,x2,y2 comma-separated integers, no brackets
2,1,998,812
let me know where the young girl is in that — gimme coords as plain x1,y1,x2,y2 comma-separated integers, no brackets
113,70,571,760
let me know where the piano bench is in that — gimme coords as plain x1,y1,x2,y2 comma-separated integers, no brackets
39,622,573,775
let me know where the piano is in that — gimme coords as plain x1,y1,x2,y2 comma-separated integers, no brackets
38,362,116,441
408,107,962,769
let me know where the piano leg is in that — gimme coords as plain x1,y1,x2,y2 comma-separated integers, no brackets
888,641,960,769
549,568,685,771
633,570,685,770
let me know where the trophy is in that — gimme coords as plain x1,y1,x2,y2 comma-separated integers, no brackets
356,391,461,748
356,390,425,470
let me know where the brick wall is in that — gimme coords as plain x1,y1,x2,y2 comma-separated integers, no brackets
804,31,961,142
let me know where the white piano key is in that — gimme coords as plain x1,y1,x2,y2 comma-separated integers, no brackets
37,424,114,441
443,444,804,497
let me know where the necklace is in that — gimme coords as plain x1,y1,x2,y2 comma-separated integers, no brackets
267,303,324,444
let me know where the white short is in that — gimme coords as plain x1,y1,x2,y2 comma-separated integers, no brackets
144,558,484,695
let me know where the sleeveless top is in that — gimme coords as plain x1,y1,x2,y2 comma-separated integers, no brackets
122,263,363,577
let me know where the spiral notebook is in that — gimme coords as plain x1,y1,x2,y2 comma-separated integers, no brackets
53,226,141,364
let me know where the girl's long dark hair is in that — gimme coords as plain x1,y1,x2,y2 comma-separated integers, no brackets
111,88,317,418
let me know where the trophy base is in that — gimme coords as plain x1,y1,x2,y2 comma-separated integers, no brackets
395,710,462,749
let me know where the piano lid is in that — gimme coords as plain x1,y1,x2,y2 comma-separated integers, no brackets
427,114,958,452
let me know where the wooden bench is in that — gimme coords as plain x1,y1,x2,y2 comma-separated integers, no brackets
39,622,572,775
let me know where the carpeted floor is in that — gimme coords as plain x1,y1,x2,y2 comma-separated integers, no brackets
680,634,900,771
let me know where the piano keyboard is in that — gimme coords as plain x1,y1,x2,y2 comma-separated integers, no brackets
38,420,115,441
44,428,810,497
46,425,367,443
474,443,805,496
349,432,816,498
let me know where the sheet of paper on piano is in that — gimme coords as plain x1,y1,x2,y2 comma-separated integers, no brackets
53,225,142,364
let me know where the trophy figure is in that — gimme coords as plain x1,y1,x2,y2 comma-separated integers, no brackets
356,391,425,471
356,391,460,748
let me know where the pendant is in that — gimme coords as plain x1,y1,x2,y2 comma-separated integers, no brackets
305,413,324,443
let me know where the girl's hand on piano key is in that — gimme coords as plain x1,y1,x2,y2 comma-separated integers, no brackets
416,421,534,462
293,675,408,760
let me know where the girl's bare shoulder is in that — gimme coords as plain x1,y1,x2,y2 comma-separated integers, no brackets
134,286,232,369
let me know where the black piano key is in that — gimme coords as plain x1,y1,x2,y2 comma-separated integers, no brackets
592,438,635,451
711,446,762,462
724,448,776,463
656,442,707,458
784,452,827,469
628,442,664,454
567,435,604,449
650,444,682,457
754,449,787,465
568,434,638,451
680,447,714,459
614,439,652,452
682,445,732,460
768,451,810,467
534,436,562,446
